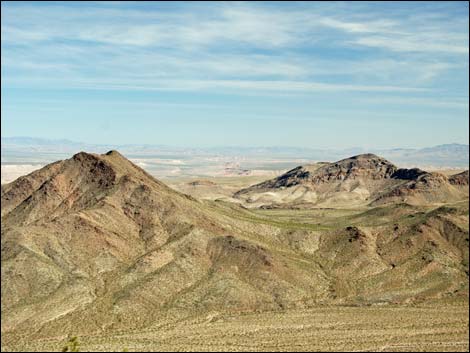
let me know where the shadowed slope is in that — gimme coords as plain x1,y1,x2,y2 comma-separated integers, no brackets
235,154,468,208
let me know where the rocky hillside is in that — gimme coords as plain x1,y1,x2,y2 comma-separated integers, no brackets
449,170,469,186
237,154,396,191
235,154,468,208
1,151,468,339
0,151,328,335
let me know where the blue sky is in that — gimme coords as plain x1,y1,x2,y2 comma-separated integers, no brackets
1,1,469,148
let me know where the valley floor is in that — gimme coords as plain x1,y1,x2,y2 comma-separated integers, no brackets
2,303,468,352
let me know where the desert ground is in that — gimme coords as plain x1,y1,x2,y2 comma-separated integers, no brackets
2,303,468,352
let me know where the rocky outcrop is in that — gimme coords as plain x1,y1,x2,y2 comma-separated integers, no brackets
310,154,398,182
392,168,428,180
449,170,469,186
235,154,468,207
236,154,398,196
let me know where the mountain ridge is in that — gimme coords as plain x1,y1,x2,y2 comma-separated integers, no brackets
235,153,468,208
1,150,468,340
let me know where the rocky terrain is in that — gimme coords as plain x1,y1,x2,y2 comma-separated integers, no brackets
449,170,470,186
235,154,469,208
1,151,328,337
1,151,468,350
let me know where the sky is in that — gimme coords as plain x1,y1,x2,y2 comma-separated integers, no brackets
1,1,469,149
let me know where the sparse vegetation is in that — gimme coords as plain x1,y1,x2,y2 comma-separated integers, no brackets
4,305,468,352
1,151,468,352
61,336,80,352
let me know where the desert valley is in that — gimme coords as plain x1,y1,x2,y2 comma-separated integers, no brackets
2,1,469,351
1,150,468,351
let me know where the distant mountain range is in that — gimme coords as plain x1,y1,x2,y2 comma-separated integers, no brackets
1,136,468,168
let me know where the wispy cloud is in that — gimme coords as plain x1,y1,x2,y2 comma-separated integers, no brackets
354,35,469,54
1,1,468,147
318,17,398,34
3,2,467,52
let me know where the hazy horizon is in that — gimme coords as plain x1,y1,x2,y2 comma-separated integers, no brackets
2,135,468,185
1,1,469,149
1,134,469,151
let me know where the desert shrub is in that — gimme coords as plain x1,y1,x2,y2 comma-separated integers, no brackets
61,336,80,352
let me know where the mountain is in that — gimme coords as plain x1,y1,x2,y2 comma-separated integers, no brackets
1,151,468,341
0,151,330,335
379,143,469,168
235,154,469,208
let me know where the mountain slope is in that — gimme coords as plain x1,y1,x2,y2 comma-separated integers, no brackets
1,151,329,335
235,154,468,208
449,170,469,186
1,151,468,339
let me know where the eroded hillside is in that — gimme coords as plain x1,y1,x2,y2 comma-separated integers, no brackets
1,151,468,341
235,154,469,208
